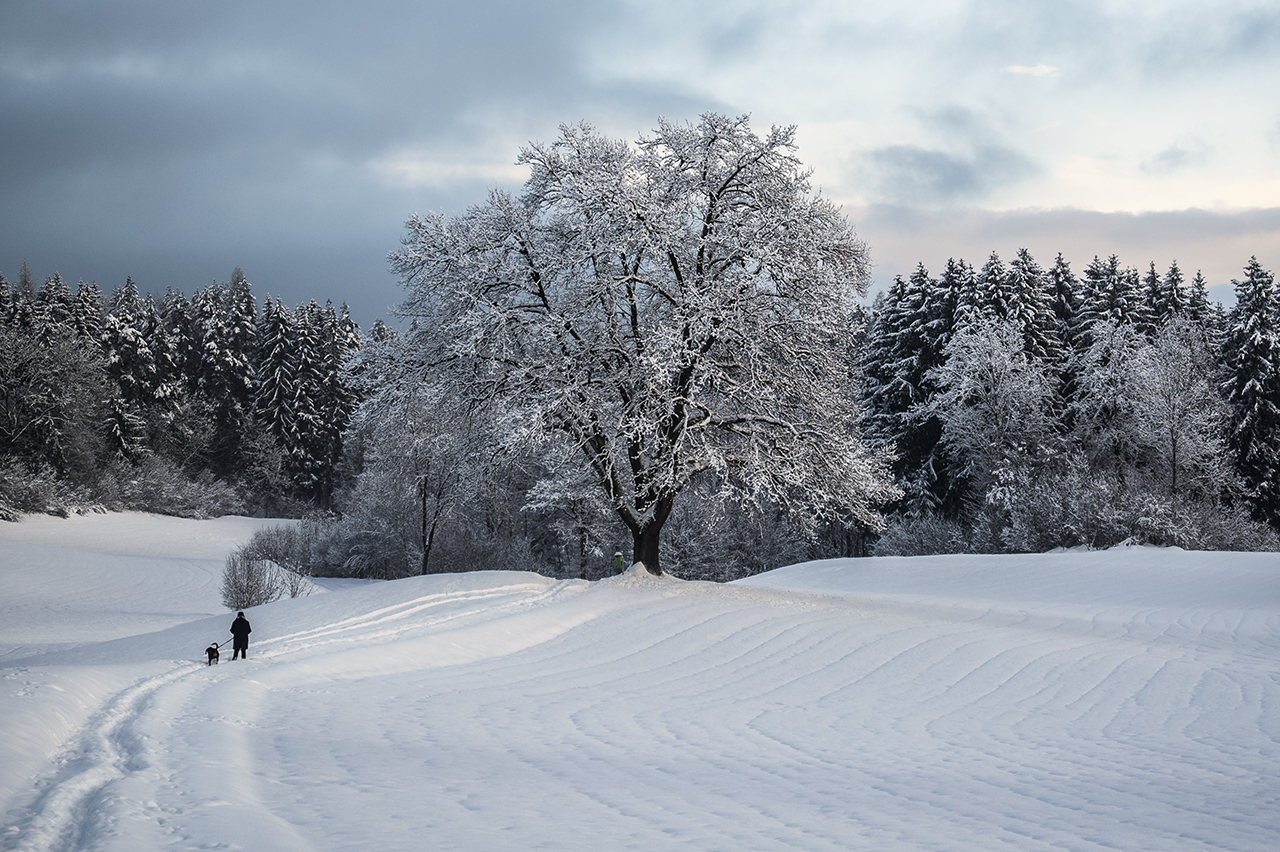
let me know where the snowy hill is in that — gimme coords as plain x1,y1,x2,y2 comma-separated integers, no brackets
2,515,1278,851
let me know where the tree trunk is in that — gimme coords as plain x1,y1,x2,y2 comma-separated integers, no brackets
631,525,663,576
627,495,673,576
420,477,429,575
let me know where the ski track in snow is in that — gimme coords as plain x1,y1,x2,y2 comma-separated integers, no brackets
2,518,1279,851
6,666,191,852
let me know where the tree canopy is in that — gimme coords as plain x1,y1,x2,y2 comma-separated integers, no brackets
390,114,897,574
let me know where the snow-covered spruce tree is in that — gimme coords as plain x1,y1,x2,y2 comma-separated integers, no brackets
194,271,258,476
70,280,105,343
1222,257,1280,525
948,257,984,333
33,273,74,336
161,288,202,394
1003,248,1065,367
861,268,936,490
316,302,361,505
0,306,106,480
286,300,360,506
1075,255,1146,352
1186,270,1219,335
1149,261,1189,327
1047,253,1079,344
390,115,897,575
255,298,298,453
862,261,968,517
102,278,157,459
0,274,11,322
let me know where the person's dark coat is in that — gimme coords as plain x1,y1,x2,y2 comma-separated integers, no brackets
230,614,252,650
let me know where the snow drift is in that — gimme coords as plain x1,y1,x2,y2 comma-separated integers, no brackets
2,514,1278,850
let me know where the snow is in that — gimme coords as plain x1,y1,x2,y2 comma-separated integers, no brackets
2,515,1279,850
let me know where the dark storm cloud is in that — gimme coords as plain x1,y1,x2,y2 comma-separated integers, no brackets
4,1,1275,328
0,0,682,326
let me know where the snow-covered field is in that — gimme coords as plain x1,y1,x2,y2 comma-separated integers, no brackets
2,514,1278,851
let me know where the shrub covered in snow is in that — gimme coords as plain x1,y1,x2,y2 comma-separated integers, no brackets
97,457,246,519
0,461,97,521
873,514,969,557
220,545,313,610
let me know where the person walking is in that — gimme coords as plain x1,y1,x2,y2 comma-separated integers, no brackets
230,611,252,660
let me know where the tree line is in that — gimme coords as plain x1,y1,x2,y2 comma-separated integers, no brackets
7,115,1278,579
0,263,361,519
862,250,1280,554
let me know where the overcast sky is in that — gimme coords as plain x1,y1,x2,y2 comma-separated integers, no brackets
3,0,1278,327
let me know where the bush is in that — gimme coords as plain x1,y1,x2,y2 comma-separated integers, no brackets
881,460,1280,556
873,514,968,556
241,523,310,573
0,460,99,521
220,545,314,610
98,457,246,518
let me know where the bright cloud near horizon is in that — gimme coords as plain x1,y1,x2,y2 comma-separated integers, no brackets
2,0,1277,325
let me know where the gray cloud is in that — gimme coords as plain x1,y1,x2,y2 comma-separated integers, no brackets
1142,4,1280,77
866,143,1037,206
1141,141,1213,175
0,0,679,327
853,204,1280,306
2,0,1276,329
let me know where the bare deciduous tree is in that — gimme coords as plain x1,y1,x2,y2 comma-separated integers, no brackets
390,114,897,574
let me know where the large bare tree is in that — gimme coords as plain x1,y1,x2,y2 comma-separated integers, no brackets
390,114,896,574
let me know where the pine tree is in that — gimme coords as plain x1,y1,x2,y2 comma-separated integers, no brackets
1047,253,1079,348
1139,261,1163,336
1187,270,1212,325
324,302,362,494
71,280,105,343
255,297,298,447
289,300,328,500
861,276,914,451
161,288,201,394
33,273,74,341
927,259,968,355
1155,261,1189,326
1047,253,1083,425
976,251,1009,322
1005,248,1064,366
1222,257,1280,525
862,265,964,514
102,279,156,458
142,295,182,409
224,269,258,409
18,261,35,302
1076,255,1144,352
948,257,983,333
0,273,12,322
194,273,258,475
109,276,141,318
